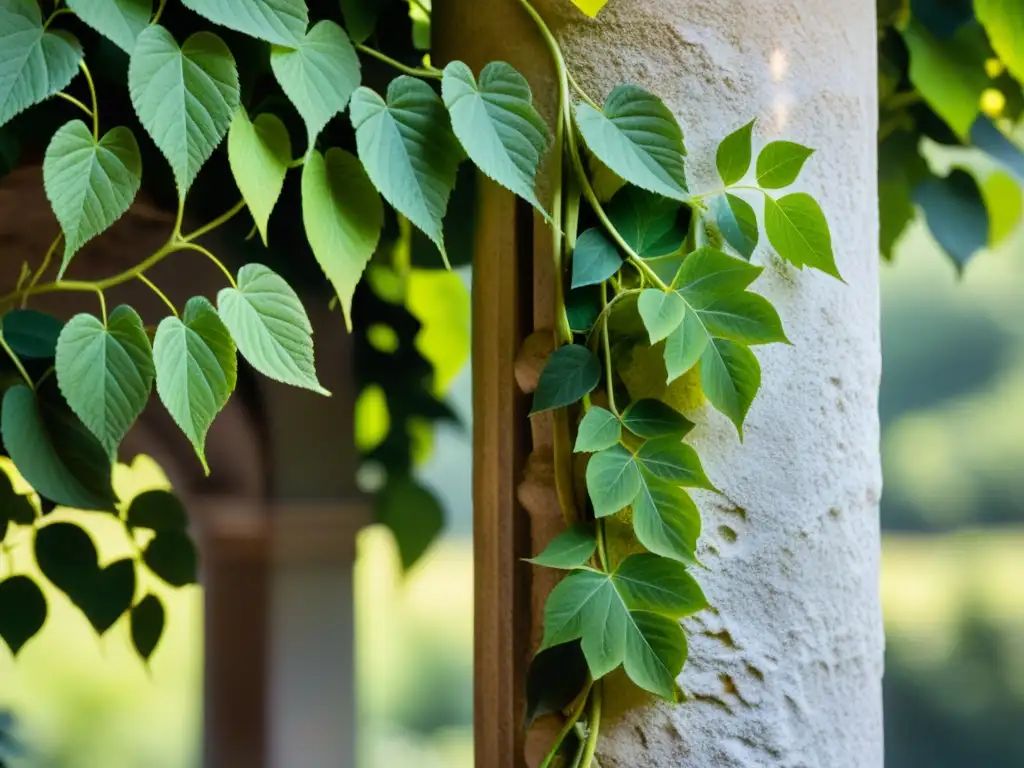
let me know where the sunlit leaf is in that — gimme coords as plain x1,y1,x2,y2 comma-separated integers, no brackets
227,108,291,246
181,0,308,46
527,523,596,569
67,0,151,54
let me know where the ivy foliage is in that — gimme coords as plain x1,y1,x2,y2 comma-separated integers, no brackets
879,0,1024,269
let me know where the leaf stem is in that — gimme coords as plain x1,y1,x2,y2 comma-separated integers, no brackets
538,681,593,768
567,70,600,111
78,61,100,141
151,0,167,25
173,198,185,239
599,282,617,416
0,334,34,390
177,242,237,288
23,236,62,307
580,680,603,768
182,199,247,242
354,44,443,79
136,274,177,317
94,285,108,324
42,6,75,29
692,184,762,201
53,92,93,118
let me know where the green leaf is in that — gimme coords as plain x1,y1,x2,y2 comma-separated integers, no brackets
635,437,715,490
131,593,165,662
566,285,601,334
696,293,787,346
43,121,142,277
711,193,758,260
607,186,685,259
575,85,688,202
153,297,237,473
620,399,694,439
585,444,641,518
614,553,707,617
339,0,379,44
126,489,188,531
571,228,623,289
914,169,989,271
982,171,1022,246
976,0,1024,83
637,289,686,344
755,140,814,189
0,577,46,655
632,478,700,565
1,384,116,511
526,642,589,727
375,475,444,571
66,0,151,54
2,310,62,359
527,523,596,569
55,306,154,457
663,308,707,383
540,569,623,678
764,193,841,278
350,77,462,264
129,26,240,196
699,337,760,435
0,0,83,128
180,0,307,46
531,344,601,414
143,530,198,587
442,60,549,217
716,119,755,186
216,264,328,395
970,116,1024,181
674,247,762,306
227,108,291,246
301,148,383,330
574,406,621,453
622,610,687,701
270,20,361,147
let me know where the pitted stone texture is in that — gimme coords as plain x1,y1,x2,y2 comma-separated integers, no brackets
544,1,882,766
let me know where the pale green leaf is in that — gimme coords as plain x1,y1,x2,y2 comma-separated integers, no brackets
527,524,596,569
711,193,758,260
531,344,601,414
637,289,686,344
620,399,694,439
614,553,708,618
571,228,622,289
216,264,328,395
976,0,1024,83
763,192,841,278
0,0,83,128
227,108,290,246
716,119,755,186
270,20,361,147
67,0,151,54
55,306,154,457
585,444,641,518
442,60,549,217
699,337,760,435
674,247,762,306
574,406,621,453
351,77,462,264
128,26,239,196
1,383,116,511
301,148,383,330
180,0,307,46
632,477,700,565
755,140,813,189
635,437,715,490
575,85,688,202
43,120,141,277
663,307,707,383
153,297,237,473
696,293,787,346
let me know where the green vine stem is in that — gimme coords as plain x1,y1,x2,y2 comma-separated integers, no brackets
538,681,593,768
0,334,35,389
136,273,177,317
78,61,100,141
355,44,443,79
580,681,603,768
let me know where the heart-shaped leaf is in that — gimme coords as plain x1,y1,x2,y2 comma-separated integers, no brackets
531,344,601,414
55,306,154,456
301,148,383,329
340,0,379,43
181,0,308,46
1,384,116,511
2,309,62,359
153,297,237,473
571,228,623,289
374,475,444,571
217,264,328,395
129,26,239,195
0,0,83,128
607,186,686,259
131,593,165,661
66,0,151,54
575,85,688,202
227,108,291,246
0,576,46,655
270,20,361,147
127,489,188,531
81,559,135,634
143,530,198,586
442,60,549,217
350,77,463,264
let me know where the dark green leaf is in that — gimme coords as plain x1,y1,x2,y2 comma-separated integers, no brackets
0,576,46,655
764,193,841,278
699,337,761,435
620,399,694,439
340,0,379,44
607,186,685,259
914,168,988,271
0,470,34,528
632,477,700,565
622,609,686,701
531,345,601,414
527,523,596,569
969,115,1024,180
635,437,715,490
131,593,165,662
375,475,444,571
525,642,588,726
80,558,135,634
143,530,198,587
2,310,62,359
35,522,97,596
126,489,188,531
711,193,758,260
755,140,814,189
566,285,601,333
571,228,623,289
716,119,755,186
585,444,641,518
574,406,621,453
